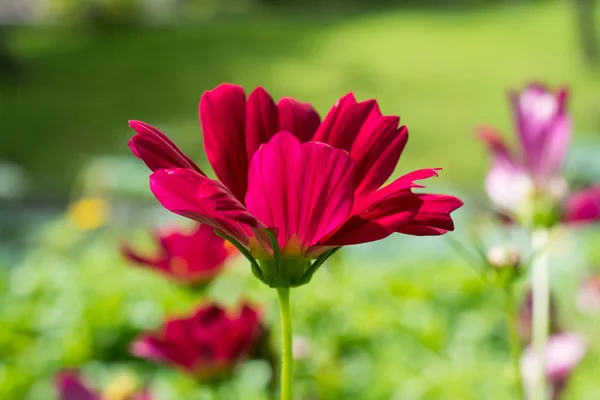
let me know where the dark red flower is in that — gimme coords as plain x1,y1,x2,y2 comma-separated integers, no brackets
122,224,234,285
131,303,261,378
129,84,462,287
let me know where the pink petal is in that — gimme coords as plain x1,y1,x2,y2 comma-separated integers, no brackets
163,224,230,269
321,169,441,246
245,132,355,253
133,390,154,400
200,85,323,202
200,84,249,202
120,242,165,270
479,126,531,212
521,332,586,399
564,186,600,223
396,194,463,236
128,120,203,173
511,84,571,182
150,168,264,246
55,371,99,400
132,319,197,370
313,93,407,197
277,97,321,142
245,87,279,161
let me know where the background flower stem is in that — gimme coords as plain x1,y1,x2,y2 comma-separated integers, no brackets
531,229,550,400
505,285,524,399
277,287,294,400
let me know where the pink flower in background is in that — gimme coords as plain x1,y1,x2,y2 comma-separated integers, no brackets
563,186,600,224
576,274,600,313
55,371,152,400
479,83,600,226
520,332,587,400
131,303,261,378
129,84,462,286
122,224,234,285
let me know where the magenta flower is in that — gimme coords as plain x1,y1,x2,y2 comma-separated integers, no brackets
121,223,234,285
131,303,261,378
55,370,152,400
521,332,587,399
129,84,462,287
480,83,600,227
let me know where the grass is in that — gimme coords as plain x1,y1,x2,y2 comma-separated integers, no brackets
1,1,600,195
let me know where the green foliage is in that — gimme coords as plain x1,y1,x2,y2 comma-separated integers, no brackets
3,211,600,399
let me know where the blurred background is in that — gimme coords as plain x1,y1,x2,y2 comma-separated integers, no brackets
2,0,600,399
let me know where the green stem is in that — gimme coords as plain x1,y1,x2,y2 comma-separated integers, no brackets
504,286,524,399
531,229,550,400
277,288,294,400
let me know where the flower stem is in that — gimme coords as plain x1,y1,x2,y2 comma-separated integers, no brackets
277,288,294,400
504,286,524,399
531,229,550,400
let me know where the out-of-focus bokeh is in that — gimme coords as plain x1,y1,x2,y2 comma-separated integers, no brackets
2,0,600,399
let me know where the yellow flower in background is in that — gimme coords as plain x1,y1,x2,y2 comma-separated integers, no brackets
67,197,110,231
101,372,139,400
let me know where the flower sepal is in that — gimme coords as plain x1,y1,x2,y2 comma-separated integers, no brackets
257,258,311,288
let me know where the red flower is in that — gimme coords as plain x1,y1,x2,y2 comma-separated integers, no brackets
129,85,462,287
122,224,234,285
131,303,261,378
55,370,152,400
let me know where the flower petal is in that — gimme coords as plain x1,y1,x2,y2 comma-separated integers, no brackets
245,87,279,160
133,390,154,400
479,126,531,212
511,84,571,182
277,97,321,142
162,224,230,270
313,93,407,197
132,303,261,376
55,371,99,400
131,319,197,371
396,194,463,236
150,168,264,246
128,120,203,173
200,84,249,202
121,241,165,270
320,169,443,246
200,85,322,202
245,132,355,252
564,186,600,223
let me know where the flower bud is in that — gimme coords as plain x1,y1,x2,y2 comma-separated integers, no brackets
487,245,521,269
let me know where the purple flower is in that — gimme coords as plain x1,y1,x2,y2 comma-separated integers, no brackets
480,83,600,226
521,332,587,399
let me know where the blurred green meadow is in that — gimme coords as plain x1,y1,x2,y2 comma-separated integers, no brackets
2,1,600,194
3,0,600,399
